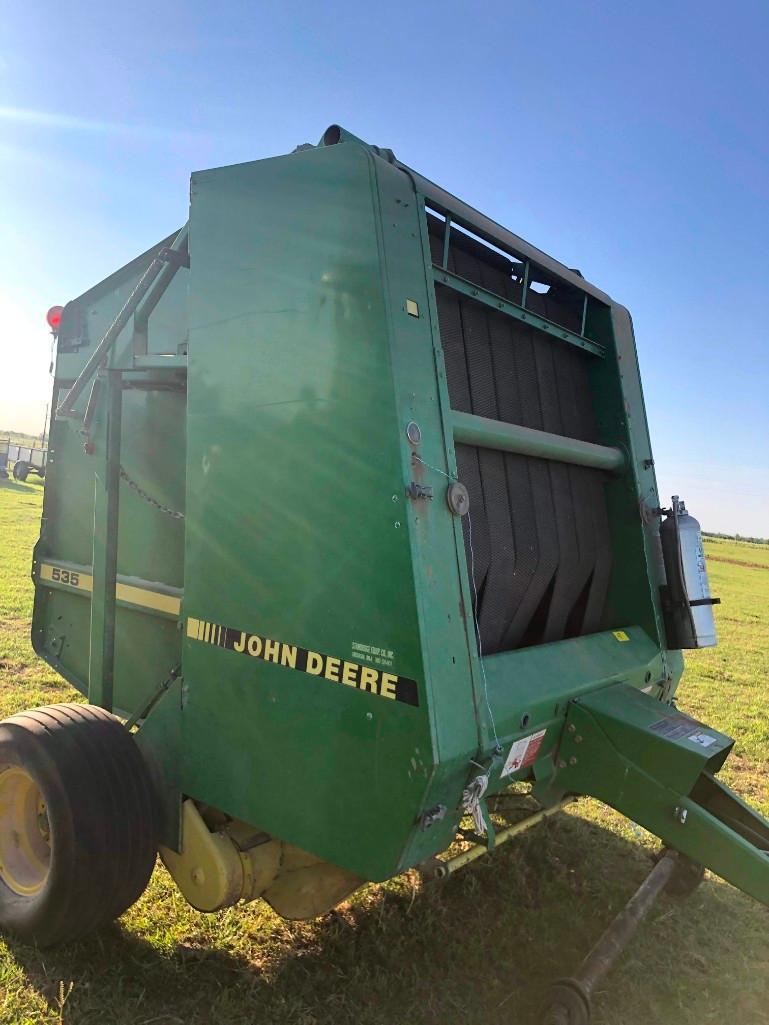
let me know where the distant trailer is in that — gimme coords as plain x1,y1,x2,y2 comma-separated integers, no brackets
0,440,8,479
7,442,48,481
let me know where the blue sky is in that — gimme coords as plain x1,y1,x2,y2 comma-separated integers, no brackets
0,0,767,535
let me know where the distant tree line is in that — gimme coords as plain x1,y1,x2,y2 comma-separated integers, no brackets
703,531,769,546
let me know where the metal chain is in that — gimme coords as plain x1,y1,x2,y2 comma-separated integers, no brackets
119,466,185,519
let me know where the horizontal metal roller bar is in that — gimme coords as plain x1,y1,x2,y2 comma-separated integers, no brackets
451,410,625,473
433,266,605,358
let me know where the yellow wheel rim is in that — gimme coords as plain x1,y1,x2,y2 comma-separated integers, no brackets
0,766,51,896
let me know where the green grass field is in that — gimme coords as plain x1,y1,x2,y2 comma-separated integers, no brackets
1,479,768,1024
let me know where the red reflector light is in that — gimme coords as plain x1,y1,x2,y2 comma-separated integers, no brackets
46,305,64,330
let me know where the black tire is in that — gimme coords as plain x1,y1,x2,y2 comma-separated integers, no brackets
12,461,29,481
0,703,159,946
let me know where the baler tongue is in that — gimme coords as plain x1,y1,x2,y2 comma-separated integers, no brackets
545,683,769,905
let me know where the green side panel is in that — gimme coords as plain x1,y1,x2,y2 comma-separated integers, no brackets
32,242,188,719
484,629,664,735
181,144,440,881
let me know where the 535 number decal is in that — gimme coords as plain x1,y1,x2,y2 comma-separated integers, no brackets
51,567,80,587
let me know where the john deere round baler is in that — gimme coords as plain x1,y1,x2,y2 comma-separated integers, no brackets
3,126,766,1019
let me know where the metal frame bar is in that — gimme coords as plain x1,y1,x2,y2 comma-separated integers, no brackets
520,260,530,310
401,164,613,306
422,798,575,879
319,125,612,300
409,195,494,755
132,224,189,357
441,214,452,269
451,409,626,472
433,266,604,358
132,355,188,370
56,224,188,420
88,370,122,711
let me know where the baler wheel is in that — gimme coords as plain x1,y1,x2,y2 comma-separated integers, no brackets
0,703,158,946
12,462,29,482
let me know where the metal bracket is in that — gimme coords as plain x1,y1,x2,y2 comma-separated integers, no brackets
125,664,182,731
540,683,769,908
158,245,190,270
405,482,433,500
419,804,447,830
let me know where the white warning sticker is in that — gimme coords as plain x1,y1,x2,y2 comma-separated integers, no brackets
501,729,547,777
689,731,717,748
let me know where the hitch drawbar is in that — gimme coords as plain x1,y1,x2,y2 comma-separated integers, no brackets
536,682,769,907
541,852,682,1025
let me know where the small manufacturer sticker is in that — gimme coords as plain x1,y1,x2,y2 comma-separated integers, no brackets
501,729,547,777
613,630,630,642
351,641,395,669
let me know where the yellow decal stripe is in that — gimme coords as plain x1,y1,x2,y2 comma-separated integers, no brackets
39,562,181,617
116,582,181,615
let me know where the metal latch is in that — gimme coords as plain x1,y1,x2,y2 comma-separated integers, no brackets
405,482,433,500
419,804,446,830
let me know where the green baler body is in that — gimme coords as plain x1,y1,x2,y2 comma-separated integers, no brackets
35,129,765,894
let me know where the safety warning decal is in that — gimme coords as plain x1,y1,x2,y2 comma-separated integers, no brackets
186,618,419,707
501,728,547,777
649,713,719,746
688,731,717,748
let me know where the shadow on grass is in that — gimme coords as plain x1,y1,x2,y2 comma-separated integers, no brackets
6,812,765,1025
0,478,43,495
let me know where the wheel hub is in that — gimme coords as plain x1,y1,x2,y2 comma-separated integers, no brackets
0,766,51,896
